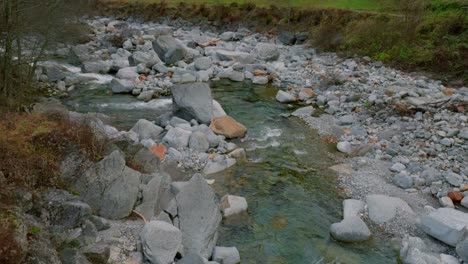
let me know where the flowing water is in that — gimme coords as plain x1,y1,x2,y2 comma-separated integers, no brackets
64,79,397,264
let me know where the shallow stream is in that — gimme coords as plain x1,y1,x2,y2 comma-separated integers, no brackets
64,79,397,264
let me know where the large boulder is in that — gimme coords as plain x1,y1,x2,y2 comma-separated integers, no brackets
173,174,222,258
152,36,186,64
141,221,183,264
73,151,141,219
129,50,162,68
210,116,247,139
366,195,414,224
163,127,192,149
130,119,164,141
330,217,371,243
420,208,468,247
135,173,173,220
172,83,213,124
252,43,280,61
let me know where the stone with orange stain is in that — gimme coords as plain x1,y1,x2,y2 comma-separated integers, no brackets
210,116,247,139
298,88,315,100
441,87,455,96
139,74,147,81
151,144,167,160
448,190,463,203
460,184,468,192
253,69,266,76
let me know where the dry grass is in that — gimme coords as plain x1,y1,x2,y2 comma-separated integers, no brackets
0,112,107,189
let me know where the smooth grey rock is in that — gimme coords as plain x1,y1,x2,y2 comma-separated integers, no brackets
420,207,468,246
153,36,186,64
456,239,468,262
194,57,212,71
172,82,213,124
390,163,406,172
189,131,210,152
130,119,164,141
291,106,314,117
421,168,442,184
394,171,414,189
221,195,248,217
218,70,244,82
337,141,352,154
212,100,227,117
366,195,414,224
275,90,296,103
75,151,141,219
439,196,455,208
338,115,354,125
330,216,371,242
110,78,134,93
461,196,468,209
203,158,236,175
252,43,279,61
141,221,182,264
175,174,222,258
129,50,162,68
132,147,160,174
445,172,463,186
163,127,192,149
137,90,154,102
116,67,139,80
212,247,240,264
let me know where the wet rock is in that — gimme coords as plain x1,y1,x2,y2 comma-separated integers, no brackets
420,207,468,246
366,195,414,224
130,119,164,141
220,195,248,217
212,247,240,264
163,127,192,149
210,116,247,139
276,90,296,103
153,35,186,64
252,43,280,61
189,131,210,152
330,217,371,242
172,82,213,124
111,78,134,93
141,220,183,264
175,174,222,258
74,151,141,219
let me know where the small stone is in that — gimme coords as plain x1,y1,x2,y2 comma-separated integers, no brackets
445,172,463,186
337,141,352,154
220,195,248,217
275,90,296,103
390,163,406,172
393,171,414,189
447,190,463,203
212,247,240,264
439,196,455,208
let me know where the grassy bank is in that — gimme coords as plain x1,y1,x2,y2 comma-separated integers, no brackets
96,0,467,83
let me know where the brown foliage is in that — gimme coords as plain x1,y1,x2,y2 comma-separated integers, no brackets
0,112,107,189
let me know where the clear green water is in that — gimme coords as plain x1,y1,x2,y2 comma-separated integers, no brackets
63,80,397,264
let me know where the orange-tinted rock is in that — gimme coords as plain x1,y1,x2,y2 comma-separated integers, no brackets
151,144,167,160
460,184,468,192
210,116,247,139
253,69,266,76
139,74,147,81
448,190,463,203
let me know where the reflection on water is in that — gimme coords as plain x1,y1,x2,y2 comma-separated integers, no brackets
63,78,396,263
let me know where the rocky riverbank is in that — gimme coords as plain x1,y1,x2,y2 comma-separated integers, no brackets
14,15,468,264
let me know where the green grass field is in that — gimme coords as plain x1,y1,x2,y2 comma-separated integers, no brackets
113,0,390,11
